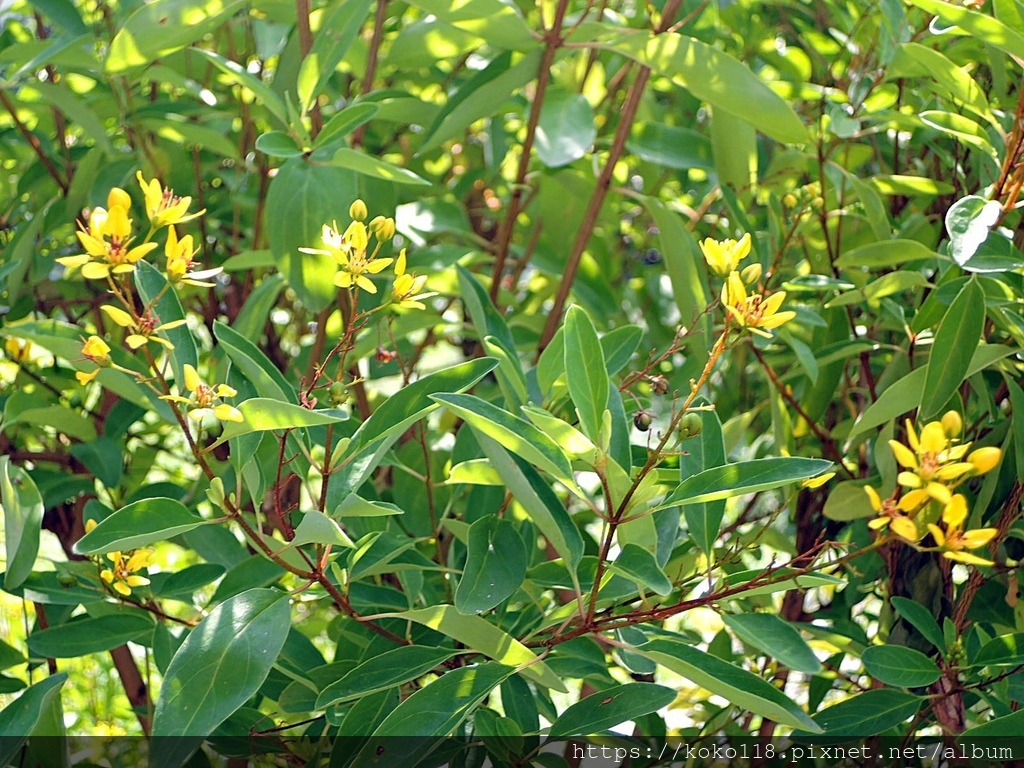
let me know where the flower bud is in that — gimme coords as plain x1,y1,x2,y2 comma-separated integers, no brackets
82,335,111,365
349,199,368,222
782,193,798,208
649,375,669,395
740,263,763,285
678,412,703,439
107,187,132,212
329,381,349,407
941,410,963,437
633,411,653,431
968,446,1001,475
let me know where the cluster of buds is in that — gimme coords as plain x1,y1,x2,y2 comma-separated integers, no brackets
867,411,1001,565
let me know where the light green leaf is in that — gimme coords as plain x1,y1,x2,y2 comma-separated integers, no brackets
627,122,714,170
861,646,941,688
214,321,297,403
330,148,429,186
636,638,821,731
73,498,208,555
316,646,458,708
376,606,565,691
153,588,291,736
254,131,304,158
456,517,527,614
608,32,807,144
28,614,154,658
547,683,677,738
960,709,1024,738
834,239,939,268
906,0,1024,61
405,0,537,52
0,674,67,767
946,195,1001,266
920,278,985,420
297,0,372,110
564,306,609,444
217,399,349,444
188,48,287,125
723,614,821,674
314,103,380,148
535,89,596,168
336,493,404,517
971,633,1024,667
678,398,726,555
456,264,517,354
609,544,672,596
289,510,354,548
660,457,833,508
1,459,43,590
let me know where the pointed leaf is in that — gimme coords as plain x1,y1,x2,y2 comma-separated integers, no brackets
795,689,921,739
723,614,821,674
891,596,946,653
920,278,985,420
1,459,43,590
609,544,672,596
660,457,833,508
564,306,608,443
456,517,527,614
73,498,207,555
547,683,676,738
29,614,154,658
316,646,458,708
0,674,67,765
861,646,941,688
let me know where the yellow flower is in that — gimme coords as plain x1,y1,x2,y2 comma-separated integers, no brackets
101,305,187,349
300,220,393,294
5,338,31,363
720,271,796,338
76,335,111,386
700,234,752,276
927,494,997,566
100,549,152,596
349,199,368,222
57,201,158,280
161,364,243,423
865,485,922,542
391,250,432,310
801,471,836,489
137,172,204,229
164,226,221,287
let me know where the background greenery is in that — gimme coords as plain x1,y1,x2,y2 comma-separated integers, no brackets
2,0,1024,763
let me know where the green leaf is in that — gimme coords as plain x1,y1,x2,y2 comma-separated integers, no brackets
289,510,355,548
795,689,921,739
314,103,380,148
547,683,676,738
376,606,565,691
972,633,1024,667
608,32,807,144
456,517,527,614
960,709,1024,738
861,645,941,688
475,434,584,575
153,588,291,736
834,239,939,268
254,131,304,158
336,493,404,517
432,394,574,486
627,122,714,170
28,614,154,658
106,0,249,73
723,614,822,674
679,399,727,555
0,674,67,766
1,459,43,590
601,325,643,376
905,0,1024,61
0,638,25,672
297,0,373,110
217,399,349,444
456,264,516,358
660,457,833,508
405,0,537,52
330,148,429,186
890,597,946,653
534,89,596,168
353,663,514,767
69,437,123,488
564,306,609,443
188,48,288,125
135,260,198,384
920,278,985,420
316,646,457,708
609,544,672,596
214,321,297,403
73,498,207,555
331,358,497,496
636,638,821,731
946,196,1001,266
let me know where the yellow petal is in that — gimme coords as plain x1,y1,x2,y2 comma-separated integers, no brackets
897,471,922,488
961,528,998,549
919,422,948,454
968,447,1002,475
81,261,112,280
863,485,882,511
897,488,930,511
183,364,201,393
113,581,132,596
100,569,114,583
889,440,918,469
125,575,150,587
944,550,993,566
215,383,237,398
926,482,952,506
101,305,135,327
76,369,100,385
214,404,244,423
941,411,963,437
355,274,377,293
941,493,968,528
891,517,921,542
927,523,946,547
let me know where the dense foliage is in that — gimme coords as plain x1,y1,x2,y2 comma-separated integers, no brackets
2,0,1024,763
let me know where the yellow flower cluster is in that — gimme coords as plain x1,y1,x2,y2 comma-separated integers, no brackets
300,200,432,308
866,412,1001,565
699,234,795,338
161,364,243,424
101,550,153,596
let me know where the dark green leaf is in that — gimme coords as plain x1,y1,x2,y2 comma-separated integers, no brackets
861,646,941,687
29,614,154,658
547,683,676,738
297,0,374,110
255,131,304,158
920,278,985,420
723,614,821,674
316,646,457,708
135,260,198,384
660,457,833,508
456,517,527,614
796,689,921,739
608,544,672,596
214,321,297,403
564,306,608,443
0,674,66,765
890,597,946,653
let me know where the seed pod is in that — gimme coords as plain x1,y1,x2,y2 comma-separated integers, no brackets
633,411,653,431
329,381,349,407
649,375,669,395
678,412,703,439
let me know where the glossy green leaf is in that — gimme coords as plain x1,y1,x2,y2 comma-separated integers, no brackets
316,646,457,708
153,588,290,736
946,196,1001,266
535,89,596,168
564,306,609,443
609,544,672,596
609,32,807,144
376,606,565,691
314,103,380,148
29,614,154,658
432,394,574,486
795,689,921,738
254,131,304,158
189,48,287,124
74,498,207,555
960,709,1024,738
861,645,941,687
678,399,727,554
1,458,43,590
723,614,821,674
106,0,249,73
405,0,536,52
660,457,833,508
353,663,514,767
336,493,404,517
69,437,123,489
297,0,373,110
456,264,517,356
920,278,985,420
636,638,821,731
627,122,713,170
331,148,429,186
890,597,946,653
906,0,1024,61
456,517,527,614
0,674,67,767
972,633,1024,667
289,510,355,548
548,683,676,739
217,399,349,444
834,239,939,268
